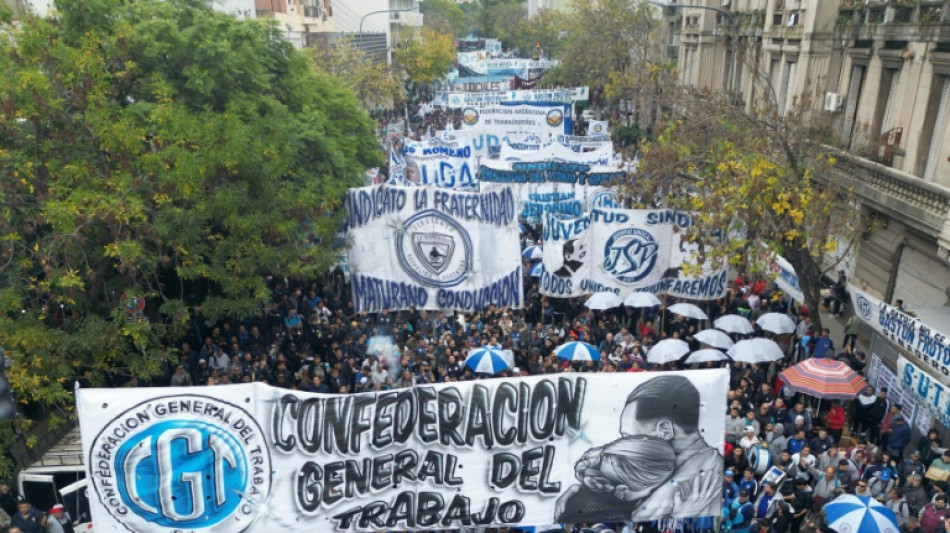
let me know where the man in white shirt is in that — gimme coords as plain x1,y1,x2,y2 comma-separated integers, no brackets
739,426,761,451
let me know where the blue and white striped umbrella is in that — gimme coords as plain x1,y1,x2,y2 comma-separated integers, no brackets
825,494,899,533
528,262,544,277
522,245,543,260
465,347,512,374
555,341,601,362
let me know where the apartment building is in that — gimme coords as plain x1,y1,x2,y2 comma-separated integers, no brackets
663,0,950,312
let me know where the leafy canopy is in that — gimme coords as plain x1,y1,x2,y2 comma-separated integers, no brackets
0,0,381,475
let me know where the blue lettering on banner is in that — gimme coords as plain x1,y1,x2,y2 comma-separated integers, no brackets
430,188,516,227
578,279,619,295
645,210,694,228
352,274,430,312
343,187,408,231
542,213,591,242
539,271,573,296
420,146,472,158
480,162,625,185
435,268,522,311
420,161,476,189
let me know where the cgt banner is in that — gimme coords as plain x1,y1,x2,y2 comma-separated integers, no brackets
540,210,729,300
343,184,522,312
77,371,727,533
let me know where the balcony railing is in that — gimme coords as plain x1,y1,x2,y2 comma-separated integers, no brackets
829,150,950,240
836,1,950,41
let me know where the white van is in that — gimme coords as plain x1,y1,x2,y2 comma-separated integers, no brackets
17,427,94,531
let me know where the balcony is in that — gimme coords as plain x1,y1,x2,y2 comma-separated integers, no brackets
836,1,950,42
829,150,950,252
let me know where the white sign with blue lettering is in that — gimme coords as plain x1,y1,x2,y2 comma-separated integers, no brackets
539,209,729,300
401,144,477,189
898,355,950,430
459,104,571,137
343,185,522,312
851,286,950,381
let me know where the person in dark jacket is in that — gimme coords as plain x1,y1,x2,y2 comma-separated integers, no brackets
889,414,912,460
10,501,45,533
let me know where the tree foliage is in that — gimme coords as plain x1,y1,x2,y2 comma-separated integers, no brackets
466,0,524,41
311,38,406,112
546,0,661,104
419,0,471,38
0,0,381,476
635,60,858,331
394,27,456,85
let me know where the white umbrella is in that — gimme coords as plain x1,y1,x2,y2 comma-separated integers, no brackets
667,302,708,320
755,312,797,335
694,328,735,349
585,291,623,310
646,338,691,365
714,314,755,334
623,292,661,308
685,348,729,364
727,338,785,363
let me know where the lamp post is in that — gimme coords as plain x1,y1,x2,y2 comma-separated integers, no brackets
358,6,418,64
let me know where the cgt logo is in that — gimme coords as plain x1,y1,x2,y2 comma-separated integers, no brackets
857,294,873,321
89,395,271,533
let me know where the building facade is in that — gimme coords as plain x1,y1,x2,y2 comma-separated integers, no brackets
664,0,950,311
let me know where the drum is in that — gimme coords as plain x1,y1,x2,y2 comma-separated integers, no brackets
748,446,772,476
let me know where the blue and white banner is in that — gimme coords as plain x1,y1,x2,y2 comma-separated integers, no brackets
497,142,615,166
898,355,950,430
78,371,727,532
769,255,805,303
459,104,571,137
851,286,950,380
482,183,620,223
480,161,625,187
540,210,729,300
344,185,522,312
401,143,477,189
442,87,589,108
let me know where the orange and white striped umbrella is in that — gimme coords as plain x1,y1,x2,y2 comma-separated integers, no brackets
779,358,867,400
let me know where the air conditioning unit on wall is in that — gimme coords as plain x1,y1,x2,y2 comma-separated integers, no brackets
825,92,843,112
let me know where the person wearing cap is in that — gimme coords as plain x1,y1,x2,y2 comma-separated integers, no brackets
45,504,73,533
724,489,755,533
723,471,740,507
921,494,950,533
901,450,927,485
739,426,760,451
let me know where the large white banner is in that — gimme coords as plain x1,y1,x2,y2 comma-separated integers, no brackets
344,185,522,312
78,371,727,532
850,285,950,379
539,210,729,300
897,355,950,430
459,104,571,137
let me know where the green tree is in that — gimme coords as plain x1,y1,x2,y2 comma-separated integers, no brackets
635,67,858,332
0,0,381,476
394,27,456,85
311,37,406,112
546,0,661,112
420,0,471,37
467,0,523,41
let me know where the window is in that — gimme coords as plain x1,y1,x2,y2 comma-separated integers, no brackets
842,64,866,146
922,76,950,181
